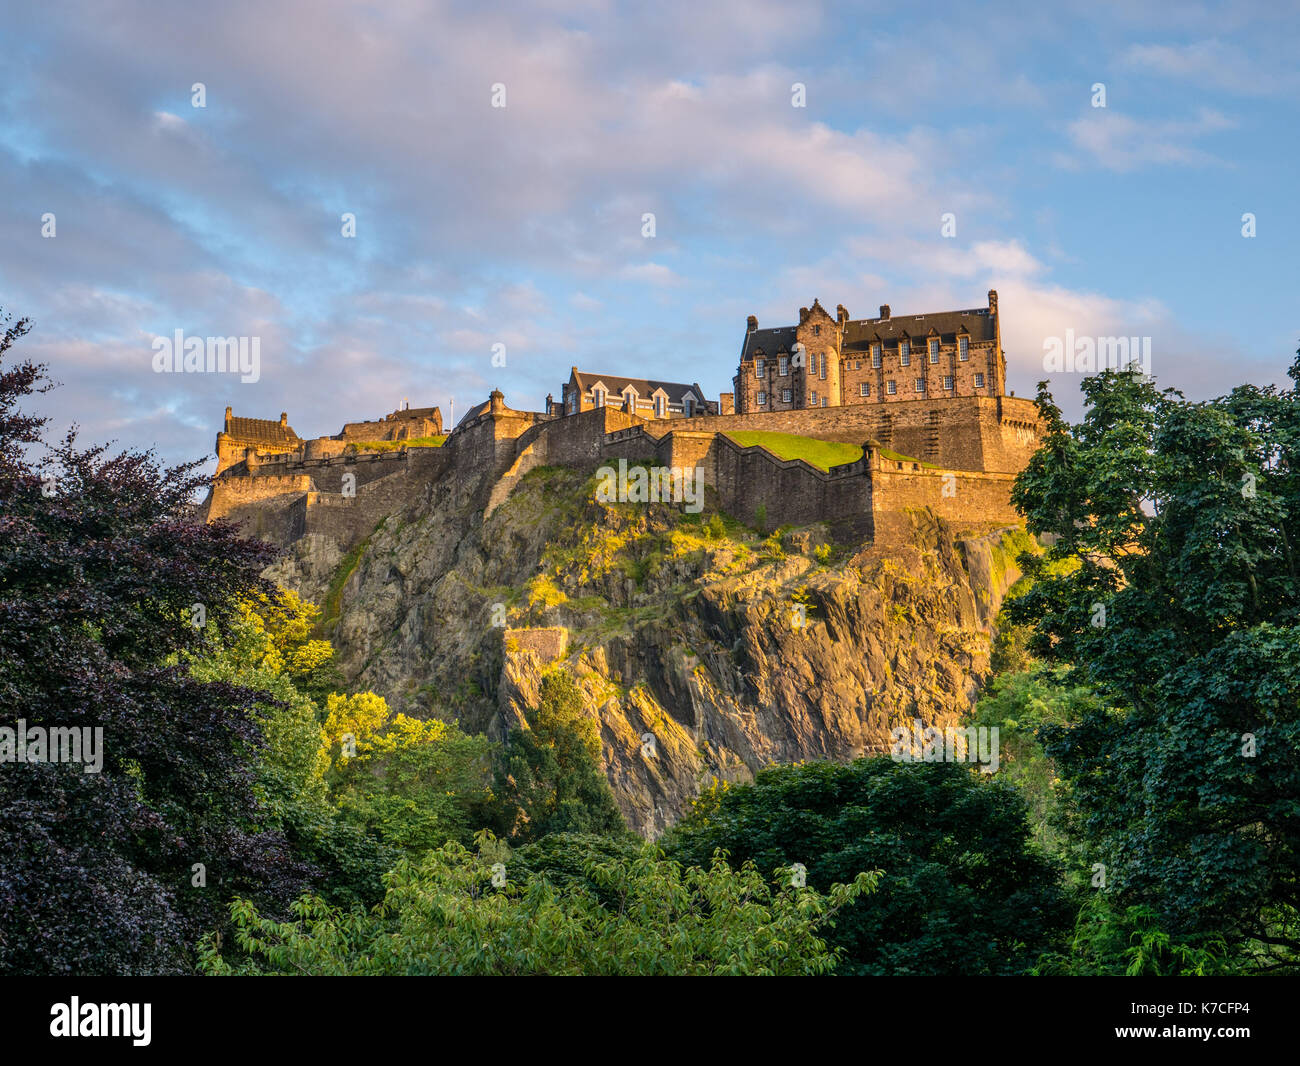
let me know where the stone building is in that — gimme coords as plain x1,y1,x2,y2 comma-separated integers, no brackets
558,368,727,420
215,408,302,474
733,291,1005,414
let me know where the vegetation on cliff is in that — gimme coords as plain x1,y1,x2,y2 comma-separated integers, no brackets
5,305,1298,976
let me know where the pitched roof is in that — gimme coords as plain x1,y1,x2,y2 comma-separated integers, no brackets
572,371,704,405
741,326,797,362
454,400,491,428
225,416,299,444
741,307,996,360
842,307,995,350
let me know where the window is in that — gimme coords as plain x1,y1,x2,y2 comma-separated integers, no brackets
756,390,767,406
568,392,577,414
915,379,925,393
872,343,882,367
819,353,827,380
821,398,828,407
887,380,897,395
593,387,606,406
809,390,818,405
812,325,821,336
755,358,765,378
779,355,789,376
682,396,692,417
929,339,939,363
655,395,666,417
959,336,969,360
859,382,870,397
974,373,985,388
855,360,861,370
943,376,954,391
782,389,792,403
900,340,910,366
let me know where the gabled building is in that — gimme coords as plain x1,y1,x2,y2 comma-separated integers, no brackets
215,407,301,473
558,368,724,420
733,291,1005,413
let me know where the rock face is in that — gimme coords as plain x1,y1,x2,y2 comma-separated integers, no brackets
266,464,1029,838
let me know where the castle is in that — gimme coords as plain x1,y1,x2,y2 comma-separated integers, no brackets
204,292,1041,550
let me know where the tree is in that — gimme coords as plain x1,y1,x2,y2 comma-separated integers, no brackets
199,834,878,976
491,671,626,843
664,758,1070,975
0,309,310,974
1007,363,1300,972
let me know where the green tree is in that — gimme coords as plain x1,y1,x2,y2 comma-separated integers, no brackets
200,834,878,975
664,758,1071,975
0,310,311,974
1007,362,1300,972
491,671,626,843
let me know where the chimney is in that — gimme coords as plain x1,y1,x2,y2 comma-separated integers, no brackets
747,315,758,332
879,304,890,320
837,304,849,326
279,412,287,427
224,405,232,430
988,289,998,314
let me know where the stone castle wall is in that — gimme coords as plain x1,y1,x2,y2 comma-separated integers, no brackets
207,390,1039,552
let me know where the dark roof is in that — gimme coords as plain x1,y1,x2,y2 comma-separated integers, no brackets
740,308,995,361
454,400,490,428
842,307,995,350
387,406,441,420
225,416,299,444
572,371,704,405
740,326,797,362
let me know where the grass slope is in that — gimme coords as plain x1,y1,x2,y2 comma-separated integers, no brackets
722,430,862,472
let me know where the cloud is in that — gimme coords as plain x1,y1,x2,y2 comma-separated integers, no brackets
1057,108,1236,172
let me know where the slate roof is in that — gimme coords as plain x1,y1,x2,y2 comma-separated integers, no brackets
225,416,299,444
740,327,798,362
842,307,995,351
571,370,705,405
740,307,996,361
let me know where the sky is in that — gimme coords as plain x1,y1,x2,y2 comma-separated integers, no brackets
1,0,1297,468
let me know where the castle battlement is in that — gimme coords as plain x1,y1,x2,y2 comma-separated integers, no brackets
205,294,1041,551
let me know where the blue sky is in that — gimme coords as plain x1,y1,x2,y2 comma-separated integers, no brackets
1,0,1297,467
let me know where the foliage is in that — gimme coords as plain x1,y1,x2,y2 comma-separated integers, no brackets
199,834,878,975
1007,363,1300,972
1034,896,1232,976
664,758,1071,975
0,310,310,975
490,672,627,844
323,692,495,854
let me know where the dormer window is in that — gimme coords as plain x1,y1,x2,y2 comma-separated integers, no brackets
958,336,969,360
929,339,939,362
592,386,606,406
654,394,666,417
872,344,882,368
779,355,789,376
900,339,910,366
682,395,692,417
756,358,766,378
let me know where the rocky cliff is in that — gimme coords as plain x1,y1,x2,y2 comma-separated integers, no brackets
266,462,1031,837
